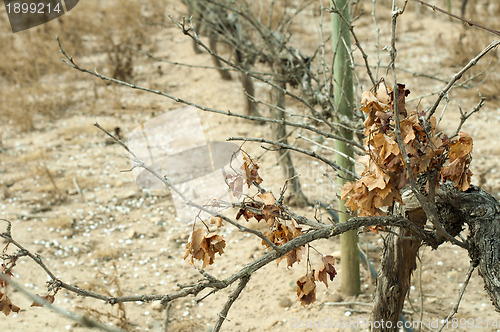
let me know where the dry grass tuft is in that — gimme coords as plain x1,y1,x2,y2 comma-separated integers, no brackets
75,263,130,329
447,1,500,100
0,0,163,130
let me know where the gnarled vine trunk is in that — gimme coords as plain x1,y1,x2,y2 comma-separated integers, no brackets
371,185,500,331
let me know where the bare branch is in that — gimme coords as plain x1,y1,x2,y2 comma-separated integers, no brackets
0,273,125,332
412,0,500,37
227,136,360,180
57,36,364,150
452,92,486,138
212,275,250,332
438,262,476,332
426,40,500,120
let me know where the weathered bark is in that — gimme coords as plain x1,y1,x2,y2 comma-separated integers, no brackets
371,192,426,330
443,185,500,312
371,185,500,331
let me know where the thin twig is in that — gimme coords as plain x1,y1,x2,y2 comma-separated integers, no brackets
327,3,377,85
163,301,172,332
437,262,475,332
452,93,485,138
426,40,500,120
212,275,251,332
126,44,278,78
56,36,363,151
411,0,500,37
228,136,360,180
0,219,57,280
0,273,125,332
371,0,381,81
297,134,363,166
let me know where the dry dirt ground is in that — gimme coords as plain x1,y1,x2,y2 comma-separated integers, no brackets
1,1,500,331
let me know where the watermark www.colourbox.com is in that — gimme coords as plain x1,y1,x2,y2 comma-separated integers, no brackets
128,107,246,225
3,0,79,33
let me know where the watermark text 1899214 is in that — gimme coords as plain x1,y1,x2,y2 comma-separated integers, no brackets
3,0,79,33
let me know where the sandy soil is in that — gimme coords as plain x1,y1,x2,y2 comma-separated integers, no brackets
1,1,500,331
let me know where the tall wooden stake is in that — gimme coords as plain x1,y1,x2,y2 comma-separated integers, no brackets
331,0,360,296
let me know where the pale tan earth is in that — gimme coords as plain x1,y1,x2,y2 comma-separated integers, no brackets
0,1,500,331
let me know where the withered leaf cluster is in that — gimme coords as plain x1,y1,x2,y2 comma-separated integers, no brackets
225,152,263,199
296,255,337,306
242,153,263,188
183,228,226,269
237,192,305,268
185,151,341,306
263,221,305,268
342,80,473,217
0,257,20,316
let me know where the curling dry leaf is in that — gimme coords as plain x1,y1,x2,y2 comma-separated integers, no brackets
441,132,473,191
225,173,244,199
183,228,226,269
441,158,472,191
31,294,55,307
257,192,281,223
0,291,20,316
262,222,304,267
448,132,473,161
257,192,275,205
284,245,306,268
313,255,337,288
296,274,316,306
236,202,261,221
242,154,263,188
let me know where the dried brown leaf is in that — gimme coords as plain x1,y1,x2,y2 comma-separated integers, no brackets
449,132,473,161
256,192,275,205
0,291,20,316
242,154,263,188
296,275,316,306
226,173,244,199
314,255,337,288
31,294,55,307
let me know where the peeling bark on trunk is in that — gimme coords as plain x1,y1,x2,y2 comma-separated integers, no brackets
370,195,426,330
371,185,500,331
